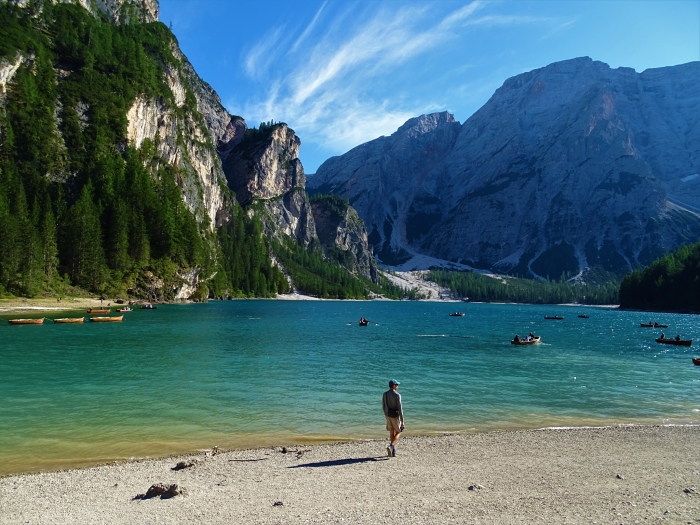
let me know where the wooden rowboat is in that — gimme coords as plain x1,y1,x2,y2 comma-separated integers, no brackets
87,308,110,313
116,307,132,312
640,323,668,328
89,316,123,323
449,312,465,317
544,316,563,320
511,336,541,345
53,317,84,323
692,358,700,366
655,338,691,347
578,314,589,318
8,318,44,325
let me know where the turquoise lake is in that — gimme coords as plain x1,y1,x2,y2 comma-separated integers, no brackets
1,300,699,475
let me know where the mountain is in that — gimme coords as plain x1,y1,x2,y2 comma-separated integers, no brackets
308,57,700,279
0,0,376,300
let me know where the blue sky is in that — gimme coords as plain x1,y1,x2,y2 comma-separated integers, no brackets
160,0,700,173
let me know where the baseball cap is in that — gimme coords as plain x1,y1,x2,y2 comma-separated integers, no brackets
389,379,400,386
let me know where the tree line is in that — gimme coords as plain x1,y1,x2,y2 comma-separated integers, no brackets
619,241,700,312
427,269,619,305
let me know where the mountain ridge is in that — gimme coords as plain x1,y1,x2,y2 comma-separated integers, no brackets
308,57,700,278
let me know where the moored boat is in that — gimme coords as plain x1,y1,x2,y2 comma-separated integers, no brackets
511,336,541,345
655,337,691,347
89,316,123,323
53,317,84,323
8,318,44,325
87,308,110,314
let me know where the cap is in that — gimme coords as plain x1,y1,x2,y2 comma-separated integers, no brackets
389,379,400,386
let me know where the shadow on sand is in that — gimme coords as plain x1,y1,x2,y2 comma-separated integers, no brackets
288,456,390,468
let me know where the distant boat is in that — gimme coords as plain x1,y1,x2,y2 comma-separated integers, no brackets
140,304,157,310
89,316,123,323
511,336,541,345
544,315,563,320
8,318,44,325
655,337,691,347
53,317,84,323
449,312,465,317
692,357,700,366
359,319,369,326
87,308,110,314
116,307,132,312
640,322,668,328
578,314,589,318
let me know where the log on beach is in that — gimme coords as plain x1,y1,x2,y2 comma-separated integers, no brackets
0,426,698,524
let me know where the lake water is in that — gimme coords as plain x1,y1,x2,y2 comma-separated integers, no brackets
1,301,699,475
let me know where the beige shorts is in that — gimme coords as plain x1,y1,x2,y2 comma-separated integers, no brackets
385,416,401,433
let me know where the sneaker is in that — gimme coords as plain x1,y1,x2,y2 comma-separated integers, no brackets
387,445,392,457
392,448,396,457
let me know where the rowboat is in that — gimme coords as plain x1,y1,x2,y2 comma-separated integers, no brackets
53,317,84,323
117,307,132,312
578,314,589,318
89,316,123,323
511,336,540,345
640,323,668,328
692,358,700,366
87,308,110,313
359,319,369,326
449,312,465,317
655,337,691,347
544,316,563,320
140,304,157,310
8,318,44,325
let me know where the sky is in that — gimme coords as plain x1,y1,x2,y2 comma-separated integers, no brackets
160,0,700,173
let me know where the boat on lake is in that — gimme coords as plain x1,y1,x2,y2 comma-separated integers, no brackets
578,314,589,318
359,318,369,326
692,358,700,366
544,315,563,320
117,307,132,312
449,312,465,317
141,304,157,310
87,308,110,314
89,316,123,323
640,322,668,328
8,318,44,325
511,336,541,345
655,337,691,347
53,317,84,323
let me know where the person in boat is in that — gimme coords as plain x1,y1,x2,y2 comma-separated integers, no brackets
675,334,681,341
382,379,404,457
524,335,531,342
529,332,535,339
360,317,367,324
660,333,665,339
513,334,520,343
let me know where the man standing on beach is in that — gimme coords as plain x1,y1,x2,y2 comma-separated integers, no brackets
382,379,404,457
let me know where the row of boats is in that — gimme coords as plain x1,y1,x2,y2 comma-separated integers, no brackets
6,304,158,325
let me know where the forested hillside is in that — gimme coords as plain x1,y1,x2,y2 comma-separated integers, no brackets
0,2,373,301
619,242,700,312
428,269,619,305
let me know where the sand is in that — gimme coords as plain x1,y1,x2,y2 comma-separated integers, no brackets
1,425,698,524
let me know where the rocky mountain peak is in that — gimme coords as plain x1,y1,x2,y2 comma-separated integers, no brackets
310,58,700,278
1,0,159,23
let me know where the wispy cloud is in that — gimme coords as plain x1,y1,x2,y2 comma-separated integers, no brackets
229,1,571,157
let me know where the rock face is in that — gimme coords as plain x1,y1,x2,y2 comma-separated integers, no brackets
309,58,700,278
1,0,158,23
311,196,378,281
222,124,378,280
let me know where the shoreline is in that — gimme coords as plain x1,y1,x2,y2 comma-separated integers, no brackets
1,425,698,523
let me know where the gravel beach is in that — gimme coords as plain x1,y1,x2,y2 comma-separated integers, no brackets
1,425,698,524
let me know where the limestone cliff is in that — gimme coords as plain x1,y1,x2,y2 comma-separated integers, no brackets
2,0,158,23
309,58,700,279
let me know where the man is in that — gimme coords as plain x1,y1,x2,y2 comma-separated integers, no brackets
382,379,404,457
